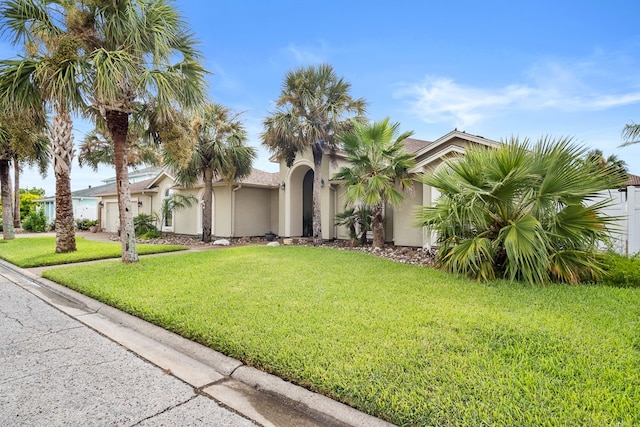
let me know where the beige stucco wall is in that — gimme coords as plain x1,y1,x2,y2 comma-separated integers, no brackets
270,189,279,234
392,182,424,247
99,194,147,233
235,186,275,236
333,185,351,240
212,186,232,237
171,188,200,235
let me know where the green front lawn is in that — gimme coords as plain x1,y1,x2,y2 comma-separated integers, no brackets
0,236,186,267
42,246,640,426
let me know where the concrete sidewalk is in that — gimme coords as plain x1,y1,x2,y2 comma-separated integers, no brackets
0,260,393,426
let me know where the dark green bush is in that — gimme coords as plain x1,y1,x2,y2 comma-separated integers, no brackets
75,218,98,230
134,213,158,236
22,208,48,232
138,230,162,239
601,252,640,288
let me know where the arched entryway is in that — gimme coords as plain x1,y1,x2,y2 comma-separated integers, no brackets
302,170,313,237
285,162,314,237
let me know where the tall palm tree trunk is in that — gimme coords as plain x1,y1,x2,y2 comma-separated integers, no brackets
202,166,213,243
371,202,385,249
13,160,20,228
0,159,15,240
312,144,323,245
107,110,138,263
52,109,76,253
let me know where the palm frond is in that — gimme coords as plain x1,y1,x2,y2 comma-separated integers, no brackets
621,123,640,146
418,135,621,285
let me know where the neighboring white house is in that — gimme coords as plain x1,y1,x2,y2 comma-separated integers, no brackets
37,166,162,225
596,175,640,255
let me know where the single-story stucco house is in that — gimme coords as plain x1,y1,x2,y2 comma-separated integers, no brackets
94,130,501,246
95,168,280,237
56,129,640,255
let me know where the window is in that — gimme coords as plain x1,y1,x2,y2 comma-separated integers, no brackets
163,188,173,229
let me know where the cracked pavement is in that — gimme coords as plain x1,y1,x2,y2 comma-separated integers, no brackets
0,275,256,427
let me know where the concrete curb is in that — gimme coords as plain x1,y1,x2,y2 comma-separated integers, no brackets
0,259,394,427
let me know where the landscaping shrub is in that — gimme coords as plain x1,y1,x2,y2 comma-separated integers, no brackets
601,251,640,287
138,230,162,239
417,137,626,285
75,218,98,231
134,213,158,236
22,208,48,232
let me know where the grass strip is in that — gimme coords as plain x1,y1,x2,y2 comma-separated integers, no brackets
0,236,186,268
42,245,640,426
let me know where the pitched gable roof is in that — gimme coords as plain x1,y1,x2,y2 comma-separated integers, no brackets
402,138,431,153
220,168,279,187
37,182,117,202
165,168,279,189
94,177,157,196
71,182,116,197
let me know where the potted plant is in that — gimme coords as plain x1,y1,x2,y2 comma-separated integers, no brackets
265,231,276,241
88,220,99,233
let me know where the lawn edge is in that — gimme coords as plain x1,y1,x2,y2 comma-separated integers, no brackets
0,258,394,427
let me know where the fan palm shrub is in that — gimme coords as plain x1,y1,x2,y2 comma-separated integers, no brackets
334,118,416,248
417,136,626,285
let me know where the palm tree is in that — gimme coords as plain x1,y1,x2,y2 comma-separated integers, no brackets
12,133,49,229
585,149,628,181
165,103,256,243
262,64,366,244
78,129,161,171
0,108,48,239
417,136,627,285
0,0,88,252
81,0,207,262
335,206,372,246
333,118,416,248
622,123,640,146
0,123,13,240
158,193,197,235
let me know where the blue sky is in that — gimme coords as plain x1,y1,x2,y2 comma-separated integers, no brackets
7,0,640,195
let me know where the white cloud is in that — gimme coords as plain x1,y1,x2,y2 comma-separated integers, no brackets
398,77,536,128
396,58,640,128
285,43,326,64
269,41,329,68
207,61,243,94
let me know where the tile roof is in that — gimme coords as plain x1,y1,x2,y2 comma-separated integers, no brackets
627,173,640,186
